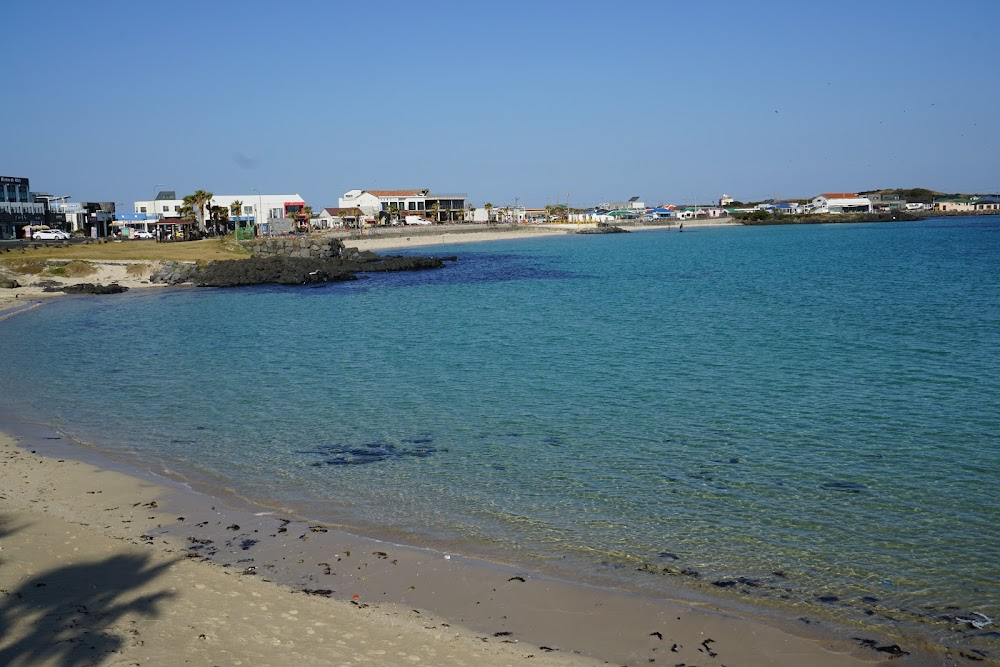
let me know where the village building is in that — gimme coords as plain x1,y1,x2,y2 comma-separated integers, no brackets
338,189,468,223
809,193,873,214
865,193,907,211
131,190,306,234
933,197,975,212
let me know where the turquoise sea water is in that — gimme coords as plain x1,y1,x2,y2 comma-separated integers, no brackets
3,218,999,647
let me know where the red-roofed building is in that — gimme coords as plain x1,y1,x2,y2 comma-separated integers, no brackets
338,188,468,224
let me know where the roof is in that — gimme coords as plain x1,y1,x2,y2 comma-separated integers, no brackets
819,192,858,199
366,189,428,197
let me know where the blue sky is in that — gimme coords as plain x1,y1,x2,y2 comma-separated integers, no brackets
4,0,998,209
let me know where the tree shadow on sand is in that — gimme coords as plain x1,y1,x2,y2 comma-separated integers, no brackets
0,519,177,667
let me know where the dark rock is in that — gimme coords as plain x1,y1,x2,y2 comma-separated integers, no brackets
576,226,630,234
0,278,19,289
173,252,451,288
820,481,867,493
46,283,129,295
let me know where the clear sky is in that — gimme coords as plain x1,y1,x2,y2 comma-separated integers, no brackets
4,0,998,209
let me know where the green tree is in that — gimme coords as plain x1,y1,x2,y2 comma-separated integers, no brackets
230,200,243,235
484,202,494,223
209,205,229,236
465,203,475,223
183,190,213,233
429,202,441,223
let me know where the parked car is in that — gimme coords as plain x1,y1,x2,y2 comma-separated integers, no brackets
132,230,154,239
404,216,433,226
32,229,71,240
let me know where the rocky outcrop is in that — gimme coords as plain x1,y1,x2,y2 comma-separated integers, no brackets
149,262,201,285
149,247,455,288
576,226,630,234
43,283,129,295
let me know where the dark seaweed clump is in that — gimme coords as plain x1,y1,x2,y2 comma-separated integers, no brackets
299,439,443,466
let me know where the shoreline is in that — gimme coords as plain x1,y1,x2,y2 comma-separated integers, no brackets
341,220,738,253
0,413,945,666
0,220,981,665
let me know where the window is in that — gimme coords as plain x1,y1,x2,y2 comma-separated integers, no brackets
408,202,416,211
417,201,425,210
140,206,147,213
244,206,253,215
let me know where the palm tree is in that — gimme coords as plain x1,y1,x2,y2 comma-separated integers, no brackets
466,203,475,223
485,202,494,223
209,205,229,236
388,205,399,226
230,200,243,236
183,190,213,233
429,202,441,223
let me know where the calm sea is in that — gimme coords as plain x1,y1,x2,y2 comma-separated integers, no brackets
3,217,998,647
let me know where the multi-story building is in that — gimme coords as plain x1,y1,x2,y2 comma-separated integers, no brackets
133,190,306,231
1,176,46,239
49,201,116,237
338,189,468,223
865,193,907,211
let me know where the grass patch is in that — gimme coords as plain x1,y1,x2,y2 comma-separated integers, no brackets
125,263,151,278
4,259,98,277
56,260,97,277
0,236,250,266
5,259,47,275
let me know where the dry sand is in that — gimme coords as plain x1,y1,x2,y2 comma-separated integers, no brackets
0,225,949,665
345,220,737,253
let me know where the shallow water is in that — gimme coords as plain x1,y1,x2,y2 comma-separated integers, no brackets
3,217,998,649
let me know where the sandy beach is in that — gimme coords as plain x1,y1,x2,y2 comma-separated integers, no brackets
0,223,951,665
0,426,933,667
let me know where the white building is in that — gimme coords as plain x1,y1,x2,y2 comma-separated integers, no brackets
338,189,468,223
134,190,306,229
809,193,872,214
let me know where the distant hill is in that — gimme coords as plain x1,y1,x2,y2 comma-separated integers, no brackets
855,187,995,203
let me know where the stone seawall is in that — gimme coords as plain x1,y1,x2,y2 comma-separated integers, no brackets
240,237,344,259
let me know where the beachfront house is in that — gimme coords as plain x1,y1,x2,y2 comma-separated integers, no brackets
933,197,975,212
316,207,363,228
809,193,873,214
769,202,804,215
865,193,907,211
973,196,1000,212
338,189,468,223
647,207,677,220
